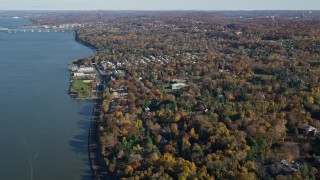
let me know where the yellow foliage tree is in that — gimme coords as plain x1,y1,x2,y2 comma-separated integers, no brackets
124,165,133,175
115,111,123,117
158,153,176,170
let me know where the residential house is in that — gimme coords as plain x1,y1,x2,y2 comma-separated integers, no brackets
171,83,188,90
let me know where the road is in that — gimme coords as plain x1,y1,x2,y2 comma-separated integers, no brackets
88,64,109,179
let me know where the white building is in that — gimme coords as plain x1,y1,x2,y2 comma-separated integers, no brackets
78,67,95,73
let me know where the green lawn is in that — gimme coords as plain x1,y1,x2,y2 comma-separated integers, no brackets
74,79,91,90
70,79,93,98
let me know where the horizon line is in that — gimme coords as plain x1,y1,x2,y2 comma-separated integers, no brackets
0,9,319,11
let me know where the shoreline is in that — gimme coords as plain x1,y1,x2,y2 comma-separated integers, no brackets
74,30,98,55
73,30,109,179
68,31,98,100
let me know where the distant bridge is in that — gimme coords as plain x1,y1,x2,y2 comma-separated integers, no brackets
0,27,57,33
0,27,9,31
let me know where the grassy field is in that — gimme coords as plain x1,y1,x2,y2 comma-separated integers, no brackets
70,79,93,98
74,79,91,90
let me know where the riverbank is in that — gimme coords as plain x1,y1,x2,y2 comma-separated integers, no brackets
74,30,98,54
71,30,109,179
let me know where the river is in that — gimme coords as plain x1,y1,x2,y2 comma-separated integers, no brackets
0,17,94,180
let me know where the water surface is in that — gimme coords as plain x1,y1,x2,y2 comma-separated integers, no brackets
0,17,93,180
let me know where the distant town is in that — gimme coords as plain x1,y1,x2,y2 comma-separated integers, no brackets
2,10,320,179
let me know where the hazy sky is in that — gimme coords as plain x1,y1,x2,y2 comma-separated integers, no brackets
1,0,320,10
